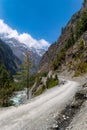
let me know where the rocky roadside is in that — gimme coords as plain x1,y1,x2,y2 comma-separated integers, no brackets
49,82,87,130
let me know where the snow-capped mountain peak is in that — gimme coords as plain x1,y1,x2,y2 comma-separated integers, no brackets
0,19,50,72
0,19,50,55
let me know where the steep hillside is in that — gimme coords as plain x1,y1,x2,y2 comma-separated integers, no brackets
0,39,20,75
58,32,87,77
39,0,87,76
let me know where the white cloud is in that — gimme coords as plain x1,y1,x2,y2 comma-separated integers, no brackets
0,19,50,50
0,19,18,38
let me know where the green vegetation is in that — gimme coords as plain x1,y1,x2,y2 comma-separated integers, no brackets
38,72,48,77
14,51,34,99
52,48,66,70
65,28,75,50
52,26,75,71
78,39,85,50
52,10,87,71
0,64,14,107
34,72,48,87
14,72,36,90
33,73,59,96
46,75,59,89
74,61,87,77
0,51,36,106
34,85,46,96
75,10,87,40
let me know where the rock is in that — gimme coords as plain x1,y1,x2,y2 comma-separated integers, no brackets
62,115,67,120
51,84,87,130
83,83,87,88
52,124,58,129
71,87,87,108
71,99,83,108
75,89,87,100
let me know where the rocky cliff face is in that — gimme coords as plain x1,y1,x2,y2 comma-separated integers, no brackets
39,0,87,75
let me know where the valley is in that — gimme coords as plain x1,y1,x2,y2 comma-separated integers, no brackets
0,0,87,130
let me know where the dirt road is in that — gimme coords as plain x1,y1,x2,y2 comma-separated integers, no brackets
0,80,80,130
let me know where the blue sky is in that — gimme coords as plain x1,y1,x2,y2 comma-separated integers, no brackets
0,0,83,43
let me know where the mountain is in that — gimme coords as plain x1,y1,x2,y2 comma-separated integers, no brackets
0,34,46,73
0,20,50,73
39,0,87,76
0,39,21,75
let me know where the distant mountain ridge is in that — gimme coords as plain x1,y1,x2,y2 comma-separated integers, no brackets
0,33,46,57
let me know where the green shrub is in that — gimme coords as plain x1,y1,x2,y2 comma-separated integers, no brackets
75,10,87,40
46,75,59,89
0,64,14,107
52,48,66,70
74,61,87,77
34,75,59,96
78,39,85,50
34,85,46,96
74,70,81,77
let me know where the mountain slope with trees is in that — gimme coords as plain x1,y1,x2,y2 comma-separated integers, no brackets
0,39,20,75
39,0,87,77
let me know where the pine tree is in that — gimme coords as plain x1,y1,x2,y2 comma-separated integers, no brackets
14,51,32,99
0,64,12,106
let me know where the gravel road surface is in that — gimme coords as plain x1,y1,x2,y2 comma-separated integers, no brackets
0,80,80,130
